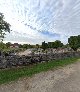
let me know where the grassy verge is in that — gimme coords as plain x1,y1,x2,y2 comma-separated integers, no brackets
0,57,79,84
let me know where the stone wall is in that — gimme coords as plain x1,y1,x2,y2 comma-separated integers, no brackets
0,51,80,69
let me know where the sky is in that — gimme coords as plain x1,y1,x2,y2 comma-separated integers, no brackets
0,0,80,44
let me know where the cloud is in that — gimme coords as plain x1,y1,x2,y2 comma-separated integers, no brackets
0,0,80,44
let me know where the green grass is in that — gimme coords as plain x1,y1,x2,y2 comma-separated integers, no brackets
0,57,79,84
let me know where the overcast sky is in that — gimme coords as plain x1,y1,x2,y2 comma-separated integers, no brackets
0,0,80,44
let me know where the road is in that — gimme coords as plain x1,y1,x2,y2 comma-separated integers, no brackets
0,60,80,92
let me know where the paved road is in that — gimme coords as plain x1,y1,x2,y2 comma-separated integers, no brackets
0,60,80,92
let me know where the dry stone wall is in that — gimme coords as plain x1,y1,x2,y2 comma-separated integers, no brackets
0,51,80,69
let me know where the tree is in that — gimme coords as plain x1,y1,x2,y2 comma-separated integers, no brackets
6,42,11,48
42,41,48,50
22,44,28,49
0,42,7,50
19,44,23,48
0,13,11,41
77,35,80,47
36,44,39,49
48,42,53,48
68,36,79,51
53,40,63,49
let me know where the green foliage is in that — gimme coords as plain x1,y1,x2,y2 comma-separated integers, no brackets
53,40,63,48
6,42,11,48
36,44,40,49
48,42,54,48
62,44,69,48
0,57,79,84
22,44,28,49
77,35,80,47
19,44,23,48
0,42,7,50
22,44,35,49
42,41,48,50
0,13,11,41
43,40,63,49
68,35,80,51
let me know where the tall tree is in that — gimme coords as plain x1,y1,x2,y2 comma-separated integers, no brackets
68,36,79,51
42,41,48,50
0,13,11,41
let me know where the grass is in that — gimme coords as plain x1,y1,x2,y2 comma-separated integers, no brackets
0,57,79,85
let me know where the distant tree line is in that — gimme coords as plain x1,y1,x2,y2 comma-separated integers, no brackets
41,35,80,51
0,42,35,50
42,40,63,50
1,35,80,52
